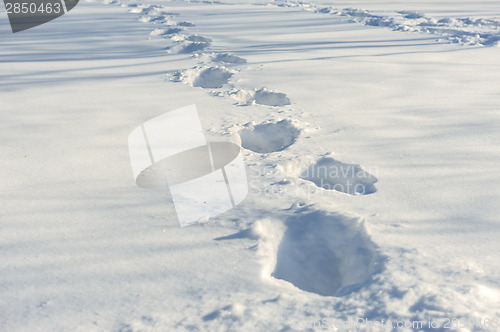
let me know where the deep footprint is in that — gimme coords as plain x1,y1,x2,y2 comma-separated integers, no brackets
301,157,377,195
254,88,291,106
162,28,183,35
253,207,381,296
193,67,232,88
239,119,299,153
180,41,211,54
271,208,380,296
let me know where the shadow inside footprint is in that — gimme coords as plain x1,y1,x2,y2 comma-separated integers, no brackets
272,209,380,296
239,119,300,153
254,88,290,106
180,42,211,54
301,157,377,195
193,67,232,88
163,28,183,35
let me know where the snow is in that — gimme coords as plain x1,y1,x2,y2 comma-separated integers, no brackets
1,0,500,330
239,119,299,153
269,0,500,46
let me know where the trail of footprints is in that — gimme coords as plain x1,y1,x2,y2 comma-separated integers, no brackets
131,5,293,107
269,0,500,47
127,3,379,297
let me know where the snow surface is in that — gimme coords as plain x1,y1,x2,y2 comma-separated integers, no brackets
1,0,500,330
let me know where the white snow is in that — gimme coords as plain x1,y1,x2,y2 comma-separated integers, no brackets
1,0,500,330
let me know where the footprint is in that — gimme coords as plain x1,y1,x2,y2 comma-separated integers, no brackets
239,120,300,153
193,67,233,88
177,21,195,27
212,53,247,64
180,41,211,53
397,10,426,19
162,27,183,35
300,157,377,195
171,66,232,88
149,16,170,23
139,14,175,24
318,7,335,14
254,88,291,106
255,208,380,296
